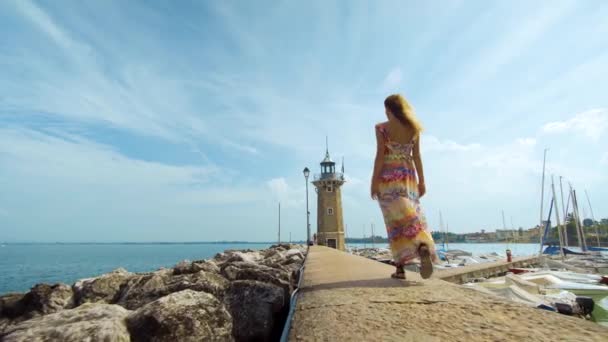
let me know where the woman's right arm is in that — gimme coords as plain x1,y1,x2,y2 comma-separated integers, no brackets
371,126,384,199
412,134,426,197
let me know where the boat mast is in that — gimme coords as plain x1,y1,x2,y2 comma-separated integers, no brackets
539,148,548,255
502,210,509,248
559,176,568,246
439,211,446,250
278,202,281,245
446,222,449,250
363,224,366,249
511,216,516,243
551,175,565,260
345,223,348,245
570,185,587,252
371,222,375,248
584,190,600,247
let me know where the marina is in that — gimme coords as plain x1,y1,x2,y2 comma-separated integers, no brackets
348,245,608,327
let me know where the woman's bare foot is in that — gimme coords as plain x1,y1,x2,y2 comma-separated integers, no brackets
418,244,433,279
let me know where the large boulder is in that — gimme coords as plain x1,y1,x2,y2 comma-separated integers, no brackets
0,318,9,335
0,294,26,335
1,303,131,342
116,270,229,310
0,284,73,324
73,268,133,305
221,261,292,300
214,250,262,266
127,289,233,342
0,293,26,319
23,283,74,316
282,249,304,265
225,280,286,342
173,260,220,275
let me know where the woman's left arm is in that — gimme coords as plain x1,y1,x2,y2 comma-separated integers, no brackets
413,134,426,197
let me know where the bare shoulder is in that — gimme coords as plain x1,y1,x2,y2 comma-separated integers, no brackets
375,121,388,129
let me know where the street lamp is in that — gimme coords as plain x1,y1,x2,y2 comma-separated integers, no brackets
303,167,310,245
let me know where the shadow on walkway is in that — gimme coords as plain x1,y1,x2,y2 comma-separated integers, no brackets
301,277,424,292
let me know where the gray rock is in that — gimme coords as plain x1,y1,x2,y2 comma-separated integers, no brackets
282,249,304,266
21,283,74,317
173,259,220,275
2,303,131,342
172,260,192,274
0,294,25,335
127,289,233,342
225,280,286,342
262,248,281,259
0,293,26,319
193,260,221,273
116,270,229,310
214,251,262,266
221,261,292,301
1,318,12,335
73,268,133,305
284,248,304,259
0,284,74,325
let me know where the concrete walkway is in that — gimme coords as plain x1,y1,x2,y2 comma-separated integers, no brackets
288,246,608,342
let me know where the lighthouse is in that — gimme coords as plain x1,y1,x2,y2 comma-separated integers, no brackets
312,142,346,251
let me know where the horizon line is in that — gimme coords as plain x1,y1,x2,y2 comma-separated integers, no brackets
0,241,300,245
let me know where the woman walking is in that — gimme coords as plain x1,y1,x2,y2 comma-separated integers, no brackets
371,94,437,279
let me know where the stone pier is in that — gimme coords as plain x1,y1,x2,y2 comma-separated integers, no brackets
286,246,608,341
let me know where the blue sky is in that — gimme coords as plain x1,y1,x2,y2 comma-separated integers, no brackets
1,0,607,242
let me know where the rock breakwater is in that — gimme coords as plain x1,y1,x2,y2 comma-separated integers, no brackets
0,244,306,342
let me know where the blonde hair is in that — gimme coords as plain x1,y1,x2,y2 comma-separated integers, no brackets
384,94,424,133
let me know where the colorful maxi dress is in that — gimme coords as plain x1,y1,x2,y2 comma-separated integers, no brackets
376,123,437,265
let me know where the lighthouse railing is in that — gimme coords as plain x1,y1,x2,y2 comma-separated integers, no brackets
313,173,345,181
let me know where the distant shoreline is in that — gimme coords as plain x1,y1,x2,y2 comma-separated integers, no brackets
0,241,285,245
0,241,541,245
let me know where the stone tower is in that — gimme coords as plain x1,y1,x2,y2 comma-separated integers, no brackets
312,143,346,251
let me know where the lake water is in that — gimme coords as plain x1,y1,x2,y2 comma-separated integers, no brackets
0,242,539,294
0,243,271,294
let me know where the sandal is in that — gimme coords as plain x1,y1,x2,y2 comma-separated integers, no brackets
418,244,434,279
391,266,406,279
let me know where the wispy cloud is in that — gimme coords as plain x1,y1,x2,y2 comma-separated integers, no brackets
434,0,576,94
516,138,537,146
424,135,481,152
382,67,403,91
266,177,304,208
472,139,539,175
542,108,608,140
3,0,263,156
469,1,574,81
0,127,219,188
12,0,73,48
0,127,278,240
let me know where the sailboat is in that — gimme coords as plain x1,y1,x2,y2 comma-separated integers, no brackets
435,212,472,263
584,189,608,252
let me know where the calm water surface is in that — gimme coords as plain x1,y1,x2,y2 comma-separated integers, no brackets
0,243,270,294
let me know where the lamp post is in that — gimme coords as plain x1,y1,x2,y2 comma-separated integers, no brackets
303,167,310,245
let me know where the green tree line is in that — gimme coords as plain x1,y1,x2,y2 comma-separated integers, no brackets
545,215,608,246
